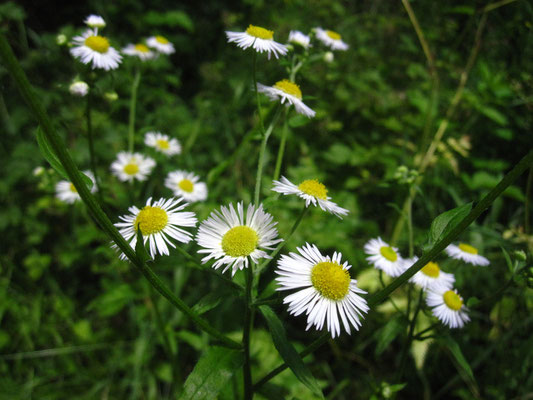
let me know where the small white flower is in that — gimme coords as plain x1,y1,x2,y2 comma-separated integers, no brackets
165,170,208,203
115,197,197,259
323,51,334,63
276,243,369,338
364,237,405,277
70,29,122,70
406,258,455,291
122,43,156,61
84,15,106,29
272,176,348,218
288,30,311,49
146,35,175,54
69,81,89,97
110,152,155,182
426,287,470,328
315,27,349,51
144,132,181,156
196,202,282,276
257,80,315,118
445,243,490,266
226,24,288,60
55,171,96,204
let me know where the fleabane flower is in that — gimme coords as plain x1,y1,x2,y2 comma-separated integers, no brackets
55,171,96,204
70,29,122,70
272,177,348,218
445,243,490,266
406,258,455,291
110,152,155,182
122,43,156,61
257,80,315,118
165,170,208,203
114,197,197,259
315,27,349,51
364,237,405,277
288,30,311,49
196,202,282,276
84,15,106,29
144,132,181,156
426,287,470,328
226,24,288,59
276,243,369,338
146,35,175,54
69,80,89,97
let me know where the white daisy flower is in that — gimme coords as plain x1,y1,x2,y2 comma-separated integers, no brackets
196,202,283,276
364,237,405,277
426,287,470,328
114,197,197,260
144,131,181,156
257,80,315,118
84,15,106,29
288,30,311,49
146,35,175,54
315,27,349,51
226,24,288,60
122,43,156,61
406,257,455,291
276,243,369,338
55,170,96,204
70,29,122,70
110,151,155,182
272,176,348,218
165,170,208,203
69,81,89,97
445,243,490,266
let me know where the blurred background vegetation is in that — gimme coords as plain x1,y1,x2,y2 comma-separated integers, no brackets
1,0,532,398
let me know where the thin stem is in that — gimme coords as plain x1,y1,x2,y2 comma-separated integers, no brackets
0,34,241,350
396,289,423,381
378,271,405,316
273,108,290,182
525,166,532,234
243,266,254,400
252,51,265,135
128,67,141,152
407,192,414,257
86,85,101,195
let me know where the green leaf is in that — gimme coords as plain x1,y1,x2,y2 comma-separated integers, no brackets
500,246,514,273
289,115,311,128
478,106,508,126
179,346,243,400
375,315,406,356
87,284,139,317
259,305,323,398
192,292,223,315
144,10,194,32
135,226,151,263
442,336,479,397
429,203,472,244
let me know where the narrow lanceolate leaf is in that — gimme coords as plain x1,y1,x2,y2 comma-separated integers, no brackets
375,315,406,356
135,225,151,263
441,336,479,397
178,346,243,400
430,202,472,244
259,305,323,398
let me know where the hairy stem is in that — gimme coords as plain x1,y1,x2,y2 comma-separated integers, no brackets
128,68,141,152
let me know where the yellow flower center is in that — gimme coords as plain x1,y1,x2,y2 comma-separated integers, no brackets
124,163,140,175
134,206,168,235
84,35,110,53
134,43,149,53
443,290,463,311
326,30,342,41
273,79,302,100
459,243,478,255
156,139,170,150
311,261,350,301
245,24,274,40
155,35,169,44
221,226,258,258
421,262,440,278
298,179,328,200
69,183,77,193
379,246,398,262
179,179,194,193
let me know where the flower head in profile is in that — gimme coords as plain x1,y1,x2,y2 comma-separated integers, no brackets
226,24,288,59
426,287,469,328
406,258,455,291
84,15,106,29
364,237,405,277
110,152,155,182
315,27,349,51
122,43,156,61
115,197,197,259
196,203,282,276
70,29,122,70
276,243,369,338
146,35,175,54
165,170,208,203
55,171,96,204
272,177,348,218
69,80,89,97
445,243,490,266
144,132,181,156
257,80,315,118
288,30,311,49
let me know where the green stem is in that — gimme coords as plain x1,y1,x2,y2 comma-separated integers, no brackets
86,85,101,195
407,191,414,257
525,166,532,234
252,51,265,136
273,108,289,182
243,266,254,400
396,289,423,381
128,68,141,153
0,34,241,350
